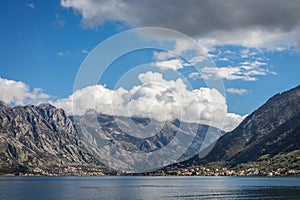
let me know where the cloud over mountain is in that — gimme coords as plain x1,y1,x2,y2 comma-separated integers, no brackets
54,71,244,131
0,77,51,105
0,73,245,132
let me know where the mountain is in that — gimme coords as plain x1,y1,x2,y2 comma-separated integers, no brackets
198,84,300,166
0,100,224,174
0,101,105,175
1,85,299,175
73,113,224,172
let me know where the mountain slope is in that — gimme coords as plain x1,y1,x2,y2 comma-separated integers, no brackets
229,112,300,164
74,113,224,172
0,101,103,175
202,84,300,165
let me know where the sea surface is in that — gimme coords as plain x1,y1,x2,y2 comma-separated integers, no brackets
0,176,300,200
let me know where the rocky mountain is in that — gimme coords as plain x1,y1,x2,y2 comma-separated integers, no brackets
194,84,300,166
2,85,299,175
0,100,224,174
0,101,104,175
73,113,223,172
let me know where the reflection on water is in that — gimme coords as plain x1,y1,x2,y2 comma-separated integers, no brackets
0,176,300,200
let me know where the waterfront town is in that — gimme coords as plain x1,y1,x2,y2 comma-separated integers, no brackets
5,163,299,177
148,164,300,177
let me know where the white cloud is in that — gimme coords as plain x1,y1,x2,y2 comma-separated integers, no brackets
188,72,199,79
0,75,244,131
81,49,89,54
240,48,261,59
151,59,185,71
197,28,300,50
54,71,243,131
152,38,212,67
27,3,35,10
153,51,176,61
174,39,211,56
226,88,249,95
201,67,247,81
57,51,70,56
241,49,250,58
191,60,276,81
0,78,51,105
223,113,247,132
240,61,266,68
218,57,229,61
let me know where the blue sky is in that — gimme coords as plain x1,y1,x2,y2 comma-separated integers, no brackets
0,0,124,97
1,0,300,131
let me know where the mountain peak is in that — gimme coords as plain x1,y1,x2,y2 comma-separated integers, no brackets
0,101,103,175
38,103,57,110
0,100,10,108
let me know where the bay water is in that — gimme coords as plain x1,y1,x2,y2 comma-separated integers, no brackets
0,176,299,199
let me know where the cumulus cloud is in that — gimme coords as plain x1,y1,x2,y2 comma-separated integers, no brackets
223,113,246,132
0,75,244,131
61,0,300,48
226,88,249,95
0,78,51,105
54,71,244,131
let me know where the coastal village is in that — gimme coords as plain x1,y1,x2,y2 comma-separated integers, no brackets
4,163,299,177
149,164,300,177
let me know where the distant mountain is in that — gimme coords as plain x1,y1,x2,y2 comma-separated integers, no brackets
195,84,300,166
74,113,224,172
0,101,104,175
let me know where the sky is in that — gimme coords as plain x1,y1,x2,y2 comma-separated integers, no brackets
1,0,300,132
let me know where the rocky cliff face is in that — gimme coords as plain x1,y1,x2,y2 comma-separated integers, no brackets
201,85,300,165
0,101,101,174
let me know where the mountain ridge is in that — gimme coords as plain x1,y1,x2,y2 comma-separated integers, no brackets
200,84,300,163
1,84,300,175
0,102,106,175
166,84,300,174
0,101,224,174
